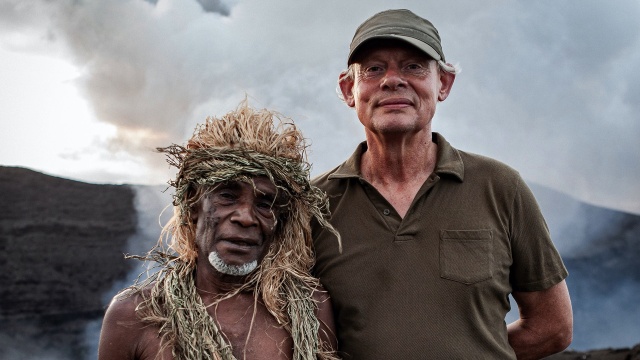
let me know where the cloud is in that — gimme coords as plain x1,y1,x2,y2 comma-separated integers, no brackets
1,0,638,213
144,0,233,15
2,0,640,355
434,0,640,213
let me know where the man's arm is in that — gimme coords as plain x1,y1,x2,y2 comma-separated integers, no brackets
507,280,573,359
313,287,338,353
98,294,143,360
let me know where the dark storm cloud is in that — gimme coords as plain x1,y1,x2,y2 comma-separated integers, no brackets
144,0,232,15
196,0,232,15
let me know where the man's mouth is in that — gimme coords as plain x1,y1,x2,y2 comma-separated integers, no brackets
220,237,260,249
377,98,412,108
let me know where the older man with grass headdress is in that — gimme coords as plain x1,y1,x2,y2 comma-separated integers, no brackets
98,100,341,360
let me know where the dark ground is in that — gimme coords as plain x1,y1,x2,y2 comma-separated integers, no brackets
546,345,640,359
0,166,136,359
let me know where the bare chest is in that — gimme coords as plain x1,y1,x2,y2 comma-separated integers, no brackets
135,299,292,360
212,299,293,360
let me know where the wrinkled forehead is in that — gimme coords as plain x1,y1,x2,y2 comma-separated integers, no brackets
245,176,279,199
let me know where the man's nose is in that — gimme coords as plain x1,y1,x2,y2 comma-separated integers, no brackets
381,67,407,89
230,202,259,227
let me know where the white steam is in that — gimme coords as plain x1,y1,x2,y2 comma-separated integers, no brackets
1,0,638,213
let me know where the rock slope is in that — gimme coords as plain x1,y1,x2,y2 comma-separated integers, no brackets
0,166,136,359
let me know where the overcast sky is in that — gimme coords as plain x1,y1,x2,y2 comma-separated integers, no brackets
1,0,638,214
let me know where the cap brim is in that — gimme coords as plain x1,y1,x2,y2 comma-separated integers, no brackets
349,34,442,64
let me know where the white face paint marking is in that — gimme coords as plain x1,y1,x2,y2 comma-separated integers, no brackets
208,251,257,276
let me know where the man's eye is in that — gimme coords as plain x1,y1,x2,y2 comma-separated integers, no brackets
365,65,383,73
256,201,278,220
257,201,273,209
217,191,237,201
404,63,428,75
258,197,280,210
404,63,423,71
359,65,384,80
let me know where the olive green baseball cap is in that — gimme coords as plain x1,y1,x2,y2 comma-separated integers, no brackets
348,9,446,64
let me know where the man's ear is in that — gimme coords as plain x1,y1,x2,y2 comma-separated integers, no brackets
438,67,456,102
339,72,356,108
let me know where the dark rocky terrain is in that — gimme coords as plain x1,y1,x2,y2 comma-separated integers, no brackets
0,166,137,359
0,166,638,359
546,345,640,360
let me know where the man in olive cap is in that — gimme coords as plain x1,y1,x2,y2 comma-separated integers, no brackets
312,9,573,359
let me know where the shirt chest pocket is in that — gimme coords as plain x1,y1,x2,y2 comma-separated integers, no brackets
440,229,494,285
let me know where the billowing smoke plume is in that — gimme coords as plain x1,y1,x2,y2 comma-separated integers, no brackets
83,184,172,359
507,183,640,350
1,0,638,213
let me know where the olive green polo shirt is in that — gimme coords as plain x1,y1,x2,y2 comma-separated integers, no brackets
312,133,568,360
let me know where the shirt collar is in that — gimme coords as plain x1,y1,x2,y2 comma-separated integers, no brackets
327,132,464,182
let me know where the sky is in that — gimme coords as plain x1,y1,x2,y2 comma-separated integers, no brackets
0,0,639,214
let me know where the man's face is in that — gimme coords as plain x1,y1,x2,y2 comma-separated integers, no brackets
340,40,454,137
192,177,281,277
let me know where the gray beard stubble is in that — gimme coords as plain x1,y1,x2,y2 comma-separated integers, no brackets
208,251,257,276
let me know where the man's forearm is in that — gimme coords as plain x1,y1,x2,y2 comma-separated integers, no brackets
507,319,571,359
508,281,573,359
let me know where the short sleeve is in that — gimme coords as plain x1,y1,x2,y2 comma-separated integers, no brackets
509,176,568,292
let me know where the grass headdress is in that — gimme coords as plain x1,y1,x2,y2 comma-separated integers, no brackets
159,99,339,268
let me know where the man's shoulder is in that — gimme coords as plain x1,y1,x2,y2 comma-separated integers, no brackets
435,133,521,183
99,288,153,359
311,168,332,187
312,142,364,191
103,283,162,328
457,149,522,180
311,164,348,194
104,288,146,324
